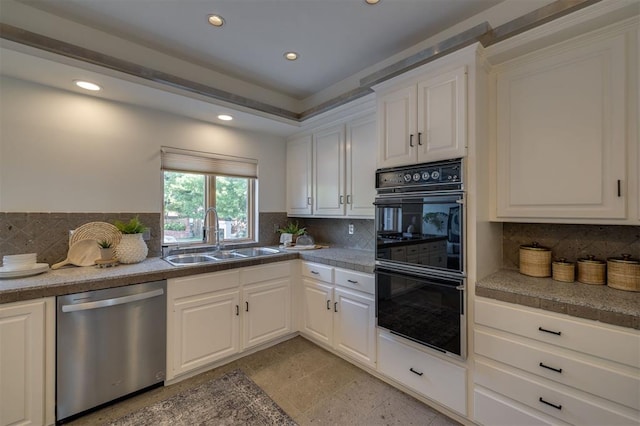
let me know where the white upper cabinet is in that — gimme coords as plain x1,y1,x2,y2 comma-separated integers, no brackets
377,66,467,168
287,109,376,218
346,115,377,217
493,28,632,222
313,125,345,216
286,135,313,216
417,67,467,163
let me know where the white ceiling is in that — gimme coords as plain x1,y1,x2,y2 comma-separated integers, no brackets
17,0,504,100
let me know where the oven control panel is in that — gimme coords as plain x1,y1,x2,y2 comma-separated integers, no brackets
376,158,462,191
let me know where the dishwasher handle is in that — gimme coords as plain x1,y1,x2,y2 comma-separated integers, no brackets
61,288,164,313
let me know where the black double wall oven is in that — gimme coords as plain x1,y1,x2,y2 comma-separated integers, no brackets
375,158,466,359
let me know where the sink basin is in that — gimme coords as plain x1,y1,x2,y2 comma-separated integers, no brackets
210,251,247,260
164,253,217,265
231,247,280,257
163,247,280,266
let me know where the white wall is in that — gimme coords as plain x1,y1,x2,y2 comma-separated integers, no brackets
0,76,287,213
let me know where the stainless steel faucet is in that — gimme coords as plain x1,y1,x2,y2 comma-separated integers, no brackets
203,206,222,250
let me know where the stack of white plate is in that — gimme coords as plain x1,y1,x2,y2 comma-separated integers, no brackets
0,253,49,279
2,253,37,271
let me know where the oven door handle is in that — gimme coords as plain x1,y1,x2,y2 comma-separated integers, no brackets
455,285,465,291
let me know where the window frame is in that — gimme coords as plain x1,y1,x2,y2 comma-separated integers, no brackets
161,147,258,247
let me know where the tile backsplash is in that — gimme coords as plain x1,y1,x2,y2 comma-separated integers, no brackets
0,211,290,265
503,223,640,269
0,213,162,265
289,218,374,251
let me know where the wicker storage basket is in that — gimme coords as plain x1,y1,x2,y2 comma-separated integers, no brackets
552,258,575,283
607,254,640,292
519,242,551,277
577,255,606,285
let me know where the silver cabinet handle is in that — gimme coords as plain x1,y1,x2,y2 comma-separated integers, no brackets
307,197,312,205
339,195,344,204
409,134,414,147
311,270,319,275
346,195,352,204
347,279,358,284
61,289,164,312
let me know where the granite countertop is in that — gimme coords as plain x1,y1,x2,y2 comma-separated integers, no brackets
477,269,640,330
0,247,374,304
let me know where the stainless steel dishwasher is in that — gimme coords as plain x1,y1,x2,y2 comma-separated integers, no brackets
56,280,166,422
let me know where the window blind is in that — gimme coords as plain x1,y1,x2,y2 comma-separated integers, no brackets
161,147,257,178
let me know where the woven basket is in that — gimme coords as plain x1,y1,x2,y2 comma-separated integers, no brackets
607,254,640,292
552,258,575,283
577,255,606,285
70,222,121,248
519,242,551,277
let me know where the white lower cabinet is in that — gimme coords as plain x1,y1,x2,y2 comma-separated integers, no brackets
0,297,55,426
167,262,293,380
167,270,241,379
473,297,640,425
474,386,568,426
241,262,292,350
377,332,467,416
300,262,376,368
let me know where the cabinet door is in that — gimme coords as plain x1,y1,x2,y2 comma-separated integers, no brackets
333,287,376,368
417,66,467,162
377,85,417,168
301,278,333,346
286,135,313,215
242,278,292,350
170,289,240,377
496,35,626,219
313,125,345,216
346,115,376,217
0,299,50,426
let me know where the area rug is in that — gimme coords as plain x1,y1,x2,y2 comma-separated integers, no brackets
108,369,297,426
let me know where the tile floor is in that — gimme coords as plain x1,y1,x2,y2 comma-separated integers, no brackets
66,336,461,425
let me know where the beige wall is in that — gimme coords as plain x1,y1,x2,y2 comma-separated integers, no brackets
0,76,287,213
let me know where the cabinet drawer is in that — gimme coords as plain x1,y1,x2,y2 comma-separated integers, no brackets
242,261,290,284
301,262,333,283
475,329,640,410
335,269,374,294
475,298,640,368
475,360,639,426
474,387,565,426
377,332,466,415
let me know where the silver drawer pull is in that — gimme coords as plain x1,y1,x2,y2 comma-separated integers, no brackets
409,367,423,376
311,270,319,275
538,326,561,336
347,279,358,284
539,397,562,410
539,362,562,373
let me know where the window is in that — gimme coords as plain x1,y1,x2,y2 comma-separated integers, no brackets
161,147,257,245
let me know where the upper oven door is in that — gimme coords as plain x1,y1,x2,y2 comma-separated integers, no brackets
375,192,464,275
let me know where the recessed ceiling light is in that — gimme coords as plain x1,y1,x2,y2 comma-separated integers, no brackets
217,114,233,121
207,14,225,27
364,0,380,4
74,80,101,91
284,52,299,61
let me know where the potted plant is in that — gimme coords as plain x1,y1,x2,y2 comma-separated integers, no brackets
113,216,149,264
278,221,306,245
97,240,115,261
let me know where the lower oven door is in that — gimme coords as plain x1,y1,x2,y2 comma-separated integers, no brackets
376,267,466,359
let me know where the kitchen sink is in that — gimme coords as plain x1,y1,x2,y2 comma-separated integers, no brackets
210,251,248,260
163,253,218,265
231,247,280,257
163,247,281,266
